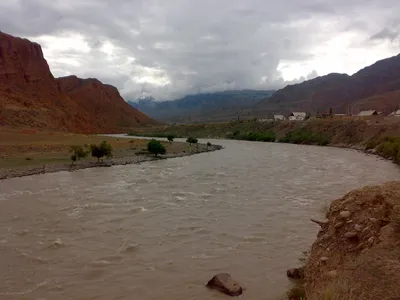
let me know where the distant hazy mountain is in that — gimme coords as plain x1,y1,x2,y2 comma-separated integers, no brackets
128,90,275,123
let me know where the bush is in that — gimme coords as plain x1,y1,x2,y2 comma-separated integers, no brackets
186,137,198,144
279,129,330,146
236,131,276,142
70,145,88,159
90,141,113,162
147,139,166,157
167,135,175,143
376,136,400,164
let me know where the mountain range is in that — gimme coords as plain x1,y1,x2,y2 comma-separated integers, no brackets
128,90,275,123
1,30,400,130
0,31,157,133
254,54,400,116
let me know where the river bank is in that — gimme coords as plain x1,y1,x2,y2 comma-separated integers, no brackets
130,118,400,166
301,181,400,300
0,128,222,180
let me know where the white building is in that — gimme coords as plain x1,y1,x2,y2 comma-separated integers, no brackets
274,114,286,121
288,112,307,121
357,110,378,116
389,110,400,117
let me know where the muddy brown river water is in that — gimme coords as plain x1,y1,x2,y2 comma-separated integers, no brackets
1,139,399,300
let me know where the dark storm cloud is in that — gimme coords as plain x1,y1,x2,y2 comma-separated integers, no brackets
1,0,399,100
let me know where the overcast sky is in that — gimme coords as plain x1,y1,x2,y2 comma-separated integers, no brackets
1,0,399,100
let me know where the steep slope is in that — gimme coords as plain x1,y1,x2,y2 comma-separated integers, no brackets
57,76,156,131
129,90,275,123
0,31,156,133
305,182,400,299
256,54,400,115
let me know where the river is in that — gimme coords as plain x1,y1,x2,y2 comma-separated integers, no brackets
0,140,399,300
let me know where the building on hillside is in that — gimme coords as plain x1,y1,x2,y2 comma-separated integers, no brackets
389,110,400,117
274,114,286,121
289,112,307,121
357,110,378,116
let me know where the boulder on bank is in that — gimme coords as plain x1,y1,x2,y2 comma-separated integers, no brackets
287,267,305,280
206,273,243,296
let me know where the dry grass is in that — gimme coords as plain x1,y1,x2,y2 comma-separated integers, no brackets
0,127,189,169
317,279,366,300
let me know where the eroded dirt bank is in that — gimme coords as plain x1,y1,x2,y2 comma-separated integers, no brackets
305,181,400,300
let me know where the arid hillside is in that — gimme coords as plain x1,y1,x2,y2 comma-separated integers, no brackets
0,31,157,133
255,54,400,115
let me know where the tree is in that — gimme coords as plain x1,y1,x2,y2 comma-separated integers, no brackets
186,137,198,145
69,145,88,165
99,141,113,159
186,137,198,152
147,139,166,157
90,141,113,162
70,154,77,166
167,135,175,143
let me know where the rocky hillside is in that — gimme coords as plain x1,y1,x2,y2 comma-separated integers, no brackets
256,54,400,115
128,90,275,123
305,182,400,299
0,31,156,133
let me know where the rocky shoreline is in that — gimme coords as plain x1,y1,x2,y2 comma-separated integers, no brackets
0,144,223,180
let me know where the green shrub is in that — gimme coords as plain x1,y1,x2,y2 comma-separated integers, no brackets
90,141,113,162
236,131,276,142
186,137,198,145
365,139,379,150
279,129,330,146
147,139,166,157
375,136,400,164
167,135,175,143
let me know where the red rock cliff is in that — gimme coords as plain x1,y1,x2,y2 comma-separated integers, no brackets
0,31,157,133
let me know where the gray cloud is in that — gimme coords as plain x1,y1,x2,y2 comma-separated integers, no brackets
1,0,399,100
370,27,399,41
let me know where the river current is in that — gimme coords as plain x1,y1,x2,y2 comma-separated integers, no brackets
1,140,399,299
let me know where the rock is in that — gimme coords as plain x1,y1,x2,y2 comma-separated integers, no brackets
339,211,351,219
318,234,331,242
346,220,353,224
310,218,329,226
206,273,243,296
334,222,344,229
354,224,363,232
368,237,375,244
344,232,358,238
320,256,329,262
287,267,305,279
327,270,338,277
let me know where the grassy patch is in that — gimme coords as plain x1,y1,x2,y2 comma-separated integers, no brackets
375,136,400,164
279,129,331,146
